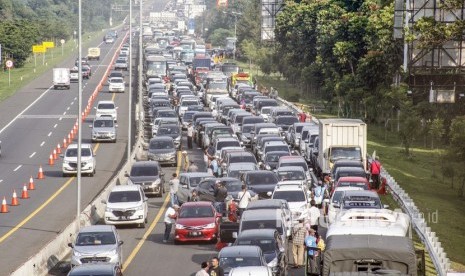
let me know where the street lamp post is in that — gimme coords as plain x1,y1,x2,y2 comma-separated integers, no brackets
77,0,83,231
128,0,132,164
223,11,242,60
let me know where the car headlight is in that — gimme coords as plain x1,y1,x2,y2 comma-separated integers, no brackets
174,136,181,141
107,249,118,258
267,257,278,269
265,164,271,170
73,250,83,257
204,223,216,229
175,224,185,229
135,205,144,211
63,160,70,164
106,207,113,212
152,179,161,186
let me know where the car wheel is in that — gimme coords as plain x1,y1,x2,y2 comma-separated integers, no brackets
138,222,146,229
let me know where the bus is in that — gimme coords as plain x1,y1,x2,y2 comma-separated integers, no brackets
145,55,167,79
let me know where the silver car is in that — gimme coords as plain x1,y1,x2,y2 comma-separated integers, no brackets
68,225,123,267
114,58,128,71
90,117,117,142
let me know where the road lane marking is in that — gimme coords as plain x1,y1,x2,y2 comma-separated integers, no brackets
0,180,3,183
67,107,70,111
13,165,22,172
59,117,63,121
0,85,53,135
53,124,58,128
122,151,182,272
63,111,67,115
40,141,45,147
29,152,36,158
0,177,75,244
47,132,52,137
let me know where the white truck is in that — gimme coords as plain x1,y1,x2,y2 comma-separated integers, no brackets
53,68,70,90
87,47,100,61
317,118,367,176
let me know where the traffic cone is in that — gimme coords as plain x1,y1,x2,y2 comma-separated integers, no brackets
37,166,45,179
56,143,61,154
0,197,8,213
21,184,29,199
10,190,19,206
28,176,35,190
63,138,68,149
48,154,54,166
67,133,72,144
52,149,57,160
73,124,77,135
70,130,74,140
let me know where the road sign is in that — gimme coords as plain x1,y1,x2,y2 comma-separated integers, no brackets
5,60,13,68
33,45,46,53
42,41,55,48
60,39,65,44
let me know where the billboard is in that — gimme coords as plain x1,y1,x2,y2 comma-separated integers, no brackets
217,0,228,8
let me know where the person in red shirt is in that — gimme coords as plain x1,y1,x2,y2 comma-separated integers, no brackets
299,112,306,122
370,156,382,189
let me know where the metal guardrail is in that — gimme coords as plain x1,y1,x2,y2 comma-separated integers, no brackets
276,96,450,275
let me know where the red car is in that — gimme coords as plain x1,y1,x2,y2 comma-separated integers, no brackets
331,176,370,195
174,201,221,244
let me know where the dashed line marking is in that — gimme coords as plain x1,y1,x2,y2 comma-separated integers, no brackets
0,180,3,183
13,165,22,172
53,124,58,128
63,111,67,115
29,152,36,158
67,107,70,111
47,132,52,137
59,117,63,121
40,141,45,147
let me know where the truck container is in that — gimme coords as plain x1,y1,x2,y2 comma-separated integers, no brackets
53,68,70,90
193,57,211,70
87,47,100,61
317,118,367,176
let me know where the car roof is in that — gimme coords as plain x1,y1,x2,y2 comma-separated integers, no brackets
246,199,286,209
229,163,257,169
237,229,277,239
219,245,262,257
276,166,305,172
110,184,140,192
68,263,118,274
228,151,254,157
67,143,92,149
279,156,305,162
333,159,364,166
97,100,115,104
244,170,276,176
179,172,211,178
150,136,174,141
241,209,282,220
79,225,115,233
343,190,380,197
180,201,213,207
131,161,159,167
337,176,369,182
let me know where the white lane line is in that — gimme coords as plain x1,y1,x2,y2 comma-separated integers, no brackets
29,152,36,158
0,85,54,135
40,141,45,147
74,97,77,100
63,111,67,115
53,124,58,128
71,102,74,105
0,180,3,183
67,107,70,111
59,117,63,121
13,165,22,172
47,132,52,137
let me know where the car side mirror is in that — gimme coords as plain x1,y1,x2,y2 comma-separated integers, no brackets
144,197,148,202
181,184,188,189
279,247,285,253
118,240,124,246
115,124,118,128
323,199,330,204
60,154,64,158
232,232,238,239
93,107,97,110
160,172,165,176
68,243,74,248
266,191,272,197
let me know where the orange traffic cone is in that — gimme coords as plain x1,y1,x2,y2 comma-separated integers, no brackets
56,143,61,154
21,184,29,199
48,154,54,166
37,166,45,179
10,190,19,206
73,124,77,135
28,176,35,190
63,138,68,149
67,133,72,144
0,197,8,213
52,149,57,160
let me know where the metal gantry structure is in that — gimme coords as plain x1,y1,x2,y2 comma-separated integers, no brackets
260,0,284,42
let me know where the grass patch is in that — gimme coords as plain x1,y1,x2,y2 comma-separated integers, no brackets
243,64,465,271
0,31,104,101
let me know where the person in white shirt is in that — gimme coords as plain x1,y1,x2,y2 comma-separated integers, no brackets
307,200,321,232
187,123,194,149
212,109,218,120
169,173,179,207
237,184,252,217
195,261,209,276
163,204,179,243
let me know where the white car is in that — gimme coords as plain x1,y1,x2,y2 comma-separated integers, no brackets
109,77,125,93
61,143,96,177
269,182,310,224
95,100,118,122
103,185,148,228
326,186,365,224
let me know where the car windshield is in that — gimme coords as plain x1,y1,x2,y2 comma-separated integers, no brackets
273,191,306,202
181,101,198,106
242,125,254,133
265,145,289,154
183,113,195,121
246,174,278,185
275,117,298,125
241,220,283,234
131,165,158,176
108,191,141,203
179,206,214,218
220,257,263,270
157,126,180,135
261,108,271,115
66,148,91,157
189,176,205,187
280,162,308,171
111,78,123,83
94,120,114,127
217,141,240,150
338,182,368,190
277,171,305,181
158,112,176,118
98,104,115,109
150,140,174,149
237,239,276,253
228,170,251,179
266,152,289,162
230,156,256,164
76,231,116,246
332,191,344,204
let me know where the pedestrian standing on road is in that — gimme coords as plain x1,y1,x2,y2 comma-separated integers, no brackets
210,157,219,177
214,181,228,214
292,218,307,268
163,204,179,243
195,261,210,276
299,112,307,123
188,161,199,172
182,151,189,172
212,109,218,120
187,123,194,149
307,200,320,232
370,156,382,189
237,184,252,217
169,173,179,207
208,257,224,276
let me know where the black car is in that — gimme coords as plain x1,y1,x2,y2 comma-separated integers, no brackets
242,171,279,199
260,151,292,171
234,229,288,275
125,161,165,196
196,177,242,202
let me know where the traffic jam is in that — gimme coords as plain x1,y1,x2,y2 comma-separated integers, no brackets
67,16,417,276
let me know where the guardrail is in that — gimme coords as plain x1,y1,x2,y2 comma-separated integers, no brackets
276,95,450,276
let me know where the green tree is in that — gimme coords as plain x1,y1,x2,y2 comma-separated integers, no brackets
398,105,421,157
449,116,465,161
208,28,233,47
429,118,445,149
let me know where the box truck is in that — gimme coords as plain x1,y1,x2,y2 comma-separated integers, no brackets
53,68,70,90
317,119,367,176
87,47,100,61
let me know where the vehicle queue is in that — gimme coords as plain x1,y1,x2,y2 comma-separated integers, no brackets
66,12,418,276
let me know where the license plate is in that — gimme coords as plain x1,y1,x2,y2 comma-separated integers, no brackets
189,231,202,237
119,216,128,220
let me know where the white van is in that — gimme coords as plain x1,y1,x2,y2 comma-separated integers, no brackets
95,100,118,122
61,143,96,177
53,68,70,89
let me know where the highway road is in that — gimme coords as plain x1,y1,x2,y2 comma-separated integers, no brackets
0,30,134,274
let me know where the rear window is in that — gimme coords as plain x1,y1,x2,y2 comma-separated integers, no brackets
246,173,278,185
130,165,158,176
265,145,289,154
241,220,282,234
338,182,369,190
217,140,240,150
280,161,308,171
230,155,256,164
275,117,298,125
273,190,306,202
108,191,141,203
150,140,174,149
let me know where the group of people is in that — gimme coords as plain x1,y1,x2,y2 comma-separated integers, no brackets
194,257,224,276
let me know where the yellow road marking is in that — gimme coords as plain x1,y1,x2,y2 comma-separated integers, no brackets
122,151,182,272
